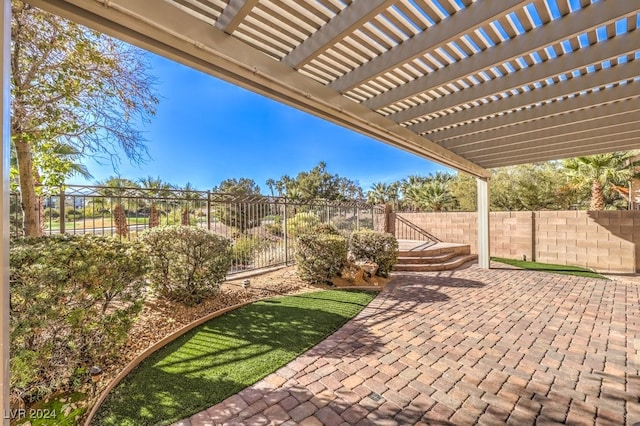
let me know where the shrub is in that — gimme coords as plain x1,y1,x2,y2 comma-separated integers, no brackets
286,212,320,238
44,207,60,220
349,229,399,277
295,233,347,284
313,223,340,235
10,235,149,404
232,235,266,266
140,225,232,305
65,207,84,220
265,215,283,236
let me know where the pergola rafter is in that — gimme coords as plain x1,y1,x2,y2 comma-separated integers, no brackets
328,0,528,93
482,135,640,168
283,0,397,69
410,59,640,136
441,98,640,152
391,29,640,125
363,0,638,111
215,0,260,34
430,81,640,142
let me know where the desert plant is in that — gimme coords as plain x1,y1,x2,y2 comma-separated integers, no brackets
140,226,232,305
313,223,340,235
232,235,266,266
286,212,320,238
349,229,398,277
264,215,283,236
295,233,347,284
10,235,149,404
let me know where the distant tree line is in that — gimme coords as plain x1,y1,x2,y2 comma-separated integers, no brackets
365,152,639,212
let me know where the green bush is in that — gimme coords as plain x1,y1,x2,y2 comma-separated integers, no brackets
313,223,340,235
264,215,283,236
286,212,320,238
140,226,232,305
10,235,149,404
295,233,347,284
65,207,84,221
44,207,60,220
349,229,398,277
232,235,266,266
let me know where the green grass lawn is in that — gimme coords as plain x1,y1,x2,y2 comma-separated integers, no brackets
492,257,608,279
93,290,377,426
15,392,86,426
45,217,149,231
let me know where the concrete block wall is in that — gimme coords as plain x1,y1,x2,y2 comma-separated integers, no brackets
396,210,640,273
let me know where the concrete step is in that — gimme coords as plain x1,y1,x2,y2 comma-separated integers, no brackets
398,244,471,258
397,252,458,264
393,254,478,272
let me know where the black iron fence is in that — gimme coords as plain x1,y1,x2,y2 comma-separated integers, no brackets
11,185,386,274
394,214,441,244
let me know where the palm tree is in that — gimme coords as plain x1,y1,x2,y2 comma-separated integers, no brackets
180,182,200,225
366,182,399,206
564,151,639,210
416,180,454,211
400,175,428,210
138,176,173,228
99,177,138,237
265,178,276,197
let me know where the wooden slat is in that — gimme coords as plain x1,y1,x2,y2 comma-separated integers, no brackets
390,30,640,124
329,0,527,92
215,0,259,33
410,59,640,134
283,0,395,68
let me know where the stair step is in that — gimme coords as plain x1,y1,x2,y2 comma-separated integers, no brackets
393,254,478,272
398,245,470,258
397,252,458,264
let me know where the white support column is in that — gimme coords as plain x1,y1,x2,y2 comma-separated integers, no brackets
477,177,490,269
1,0,9,423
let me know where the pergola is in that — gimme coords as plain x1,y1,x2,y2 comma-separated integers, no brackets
1,0,639,418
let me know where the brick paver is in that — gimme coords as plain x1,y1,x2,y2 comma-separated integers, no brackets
174,264,640,425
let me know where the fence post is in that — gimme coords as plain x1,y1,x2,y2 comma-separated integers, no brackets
206,191,211,230
384,204,395,236
283,198,288,265
325,200,330,224
372,207,375,231
59,188,65,235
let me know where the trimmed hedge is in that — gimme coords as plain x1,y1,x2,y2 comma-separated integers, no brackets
349,229,398,277
10,235,149,404
295,233,347,284
139,226,232,305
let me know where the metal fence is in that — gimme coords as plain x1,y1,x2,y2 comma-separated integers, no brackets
10,185,386,275
394,214,441,244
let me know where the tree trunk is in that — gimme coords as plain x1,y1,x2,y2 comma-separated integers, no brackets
14,138,42,237
591,180,604,211
149,204,159,228
113,203,129,237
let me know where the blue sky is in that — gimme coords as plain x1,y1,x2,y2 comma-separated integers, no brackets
69,53,451,194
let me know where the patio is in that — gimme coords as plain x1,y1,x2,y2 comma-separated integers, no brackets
174,265,639,425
